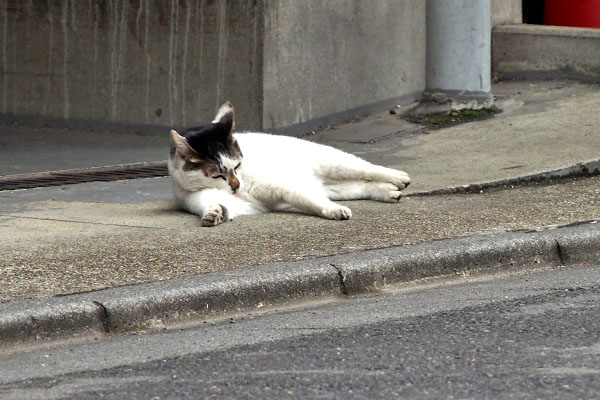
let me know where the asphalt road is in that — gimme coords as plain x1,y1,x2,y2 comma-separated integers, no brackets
2,265,600,399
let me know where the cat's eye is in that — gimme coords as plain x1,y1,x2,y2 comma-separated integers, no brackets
213,175,226,180
234,163,241,171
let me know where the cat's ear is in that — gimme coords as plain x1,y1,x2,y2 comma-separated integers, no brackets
170,130,198,159
211,101,235,135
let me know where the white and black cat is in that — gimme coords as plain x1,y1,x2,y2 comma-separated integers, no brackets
168,102,411,226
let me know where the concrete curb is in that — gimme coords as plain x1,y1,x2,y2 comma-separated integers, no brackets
409,158,600,196
1,222,599,350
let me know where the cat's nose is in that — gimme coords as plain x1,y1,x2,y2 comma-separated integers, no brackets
229,176,240,192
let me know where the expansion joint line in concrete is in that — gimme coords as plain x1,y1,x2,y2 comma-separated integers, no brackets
555,239,565,266
92,301,111,334
0,214,167,230
330,264,348,296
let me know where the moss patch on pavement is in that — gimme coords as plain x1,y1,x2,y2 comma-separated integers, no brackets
407,108,497,129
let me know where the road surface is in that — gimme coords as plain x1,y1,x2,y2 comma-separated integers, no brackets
2,264,599,399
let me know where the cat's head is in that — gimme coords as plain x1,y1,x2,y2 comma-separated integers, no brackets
169,102,243,193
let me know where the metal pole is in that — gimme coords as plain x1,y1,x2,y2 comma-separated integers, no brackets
426,0,493,109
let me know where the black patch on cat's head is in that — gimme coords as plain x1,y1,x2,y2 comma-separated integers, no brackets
180,123,234,163
177,102,241,164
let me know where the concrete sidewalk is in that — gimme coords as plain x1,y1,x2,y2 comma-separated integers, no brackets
0,80,599,347
2,80,599,189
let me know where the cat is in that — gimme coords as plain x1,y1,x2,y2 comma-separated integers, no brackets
168,102,411,227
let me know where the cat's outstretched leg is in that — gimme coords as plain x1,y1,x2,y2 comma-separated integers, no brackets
284,190,353,220
318,153,411,189
259,183,352,220
180,188,263,226
325,181,403,202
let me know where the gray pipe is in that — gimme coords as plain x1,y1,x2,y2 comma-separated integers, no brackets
426,0,493,108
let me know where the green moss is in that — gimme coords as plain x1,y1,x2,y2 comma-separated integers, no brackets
459,109,492,118
408,107,496,129
423,113,455,125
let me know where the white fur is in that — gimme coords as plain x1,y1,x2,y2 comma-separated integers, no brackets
169,132,410,226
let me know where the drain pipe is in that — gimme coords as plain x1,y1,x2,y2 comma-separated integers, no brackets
425,0,493,110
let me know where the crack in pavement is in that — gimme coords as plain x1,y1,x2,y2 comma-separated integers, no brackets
0,214,168,230
346,127,427,145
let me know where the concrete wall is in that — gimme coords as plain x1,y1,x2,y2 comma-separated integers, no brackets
262,0,426,130
0,0,425,132
1,0,263,130
491,0,522,26
493,25,600,83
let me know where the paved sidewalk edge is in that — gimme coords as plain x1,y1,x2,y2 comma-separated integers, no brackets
410,158,600,196
1,222,598,351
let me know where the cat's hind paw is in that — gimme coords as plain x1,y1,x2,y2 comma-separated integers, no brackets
370,182,403,202
390,171,411,190
321,205,352,220
384,189,403,202
201,204,229,227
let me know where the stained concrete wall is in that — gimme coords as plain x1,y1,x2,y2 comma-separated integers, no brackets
1,0,425,132
262,0,426,130
1,0,263,130
1,1,544,133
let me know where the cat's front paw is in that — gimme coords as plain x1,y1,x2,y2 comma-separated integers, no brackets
201,204,229,227
321,205,352,220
